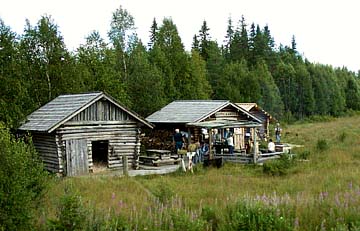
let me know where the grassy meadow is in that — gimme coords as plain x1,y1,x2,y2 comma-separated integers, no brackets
37,115,360,230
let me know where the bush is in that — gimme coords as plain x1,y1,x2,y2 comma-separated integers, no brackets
316,139,329,151
201,206,220,230
0,124,49,230
338,131,347,142
262,154,295,176
170,210,206,231
47,188,87,231
220,201,293,231
153,182,175,204
298,150,311,160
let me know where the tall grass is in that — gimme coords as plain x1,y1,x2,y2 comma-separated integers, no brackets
35,115,360,230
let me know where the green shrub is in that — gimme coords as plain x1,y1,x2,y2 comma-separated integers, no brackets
338,131,347,142
306,115,334,123
99,214,130,231
316,139,329,151
220,201,293,231
47,188,86,231
298,150,311,160
0,124,49,230
153,182,175,204
262,154,295,176
170,210,206,231
201,205,220,230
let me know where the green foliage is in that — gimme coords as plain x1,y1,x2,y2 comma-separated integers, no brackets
0,124,49,230
170,210,206,231
338,131,347,142
153,182,175,204
220,201,293,231
47,188,87,231
201,206,220,230
262,154,295,176
1,8,360,130
29,115,360,230
127,42,166,116
298,150,311,160
316,139,329,152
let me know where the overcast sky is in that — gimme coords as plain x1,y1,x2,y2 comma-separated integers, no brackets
0,0,359,72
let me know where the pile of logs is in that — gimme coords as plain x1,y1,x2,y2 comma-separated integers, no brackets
141,129,175,151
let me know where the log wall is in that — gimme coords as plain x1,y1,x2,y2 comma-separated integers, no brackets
57,121,141,174
32,133,61,173
70,99,130,121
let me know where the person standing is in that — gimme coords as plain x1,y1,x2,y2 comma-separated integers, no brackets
173,129,184,154
227,133,234,154
199,141,209,161
275,122,282,143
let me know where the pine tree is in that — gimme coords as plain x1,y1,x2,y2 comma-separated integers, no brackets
186,50,212,99
198,20,211,61
291,35,297,52
307,63,329,115
205,41,226,99
154,18,189,100
127,42,166,116
239,16,249,59
148,18,158,49
224,16,234,60
293,62,315,118
192,34,200,51
251,61,284,118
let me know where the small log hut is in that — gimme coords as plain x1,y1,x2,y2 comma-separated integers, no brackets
146,100,262,157
236,103,273,140
19,92,153,176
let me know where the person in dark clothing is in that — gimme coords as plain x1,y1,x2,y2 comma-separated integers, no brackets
173,129,184,154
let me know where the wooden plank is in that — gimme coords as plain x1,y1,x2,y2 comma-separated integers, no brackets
64,120,137,126
66,139,88,176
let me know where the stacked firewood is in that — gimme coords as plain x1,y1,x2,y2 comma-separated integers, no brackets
141,129,175,151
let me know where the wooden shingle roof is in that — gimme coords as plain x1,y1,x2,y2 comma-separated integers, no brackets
236,103,273,121
19,92,153,132
146,100,261,124
237,103,257,112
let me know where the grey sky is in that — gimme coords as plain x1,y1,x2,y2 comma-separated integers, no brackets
1,0,358,72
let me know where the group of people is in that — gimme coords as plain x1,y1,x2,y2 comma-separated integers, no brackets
173,122,283,158
173,129,209,164
213,128,234,154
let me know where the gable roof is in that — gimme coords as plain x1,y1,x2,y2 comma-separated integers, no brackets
146,100,261,124
236,103,273,120
19,92,153,132
237,103,257,112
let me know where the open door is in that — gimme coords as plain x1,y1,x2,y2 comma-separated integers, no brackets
66,139,88,176
92,140,109,172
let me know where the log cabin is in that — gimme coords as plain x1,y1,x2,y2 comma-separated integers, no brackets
19,92,153,176
236,103,273,140
146,100,262,153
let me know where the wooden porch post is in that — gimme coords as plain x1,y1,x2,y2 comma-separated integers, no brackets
209,128,213,160
253,127,257,164
187,127,192,145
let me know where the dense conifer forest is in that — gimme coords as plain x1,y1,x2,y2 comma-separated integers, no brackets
1,6,359,129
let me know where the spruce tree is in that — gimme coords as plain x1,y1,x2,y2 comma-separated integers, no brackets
198,20,211,61
127,42,166,116
148,18,158,50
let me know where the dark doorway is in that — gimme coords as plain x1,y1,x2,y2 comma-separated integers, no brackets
92,140,109,171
